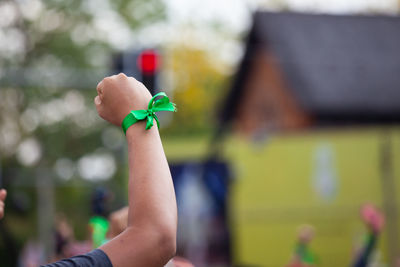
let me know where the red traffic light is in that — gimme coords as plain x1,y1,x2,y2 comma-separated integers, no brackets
137,49,159,74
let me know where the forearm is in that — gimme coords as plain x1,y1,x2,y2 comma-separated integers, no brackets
94,74,177,266
352,232,377,267
126,123,177,231
101,123,177,267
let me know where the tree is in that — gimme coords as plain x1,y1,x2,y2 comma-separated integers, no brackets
0,0,166,263
163,44,229,136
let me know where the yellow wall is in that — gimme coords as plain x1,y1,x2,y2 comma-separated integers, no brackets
225,128,400,267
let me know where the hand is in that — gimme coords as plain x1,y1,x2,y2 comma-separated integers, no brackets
0,189,7,220
361,204,385,233
94,73,152,126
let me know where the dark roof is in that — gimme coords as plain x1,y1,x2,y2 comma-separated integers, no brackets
220,11,400,126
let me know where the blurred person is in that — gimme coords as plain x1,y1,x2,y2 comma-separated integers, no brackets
0,188,19,266
0,188,40,266
54,214,75,260
0,188,7,219
53,214,92,260
19,239,45,267
89,187,112,248
352,204,384,267
65,240,92,260
286,224,317,267
40,73,177,266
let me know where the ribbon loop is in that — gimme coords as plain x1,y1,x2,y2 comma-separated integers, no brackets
122,92,176,134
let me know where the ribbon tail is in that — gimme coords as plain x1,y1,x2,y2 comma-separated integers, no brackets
153,102,177,112
154,114,160,129
145,115,154,130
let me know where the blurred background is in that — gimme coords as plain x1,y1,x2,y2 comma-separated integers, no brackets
1,0,400,266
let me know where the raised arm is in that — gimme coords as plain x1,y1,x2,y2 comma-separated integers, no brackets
95,73,177,267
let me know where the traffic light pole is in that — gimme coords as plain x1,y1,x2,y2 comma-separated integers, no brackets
142,72,157,95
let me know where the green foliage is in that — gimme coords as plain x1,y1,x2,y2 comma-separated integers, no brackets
0,0,231,262
0,0,166,260
163,45,230,136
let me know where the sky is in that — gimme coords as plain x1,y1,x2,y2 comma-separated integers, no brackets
1,0,398,69
159,0,399,66
164,0,398,32
164,0,255,33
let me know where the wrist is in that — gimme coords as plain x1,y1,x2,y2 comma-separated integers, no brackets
120,92,176,134
125,119,158,139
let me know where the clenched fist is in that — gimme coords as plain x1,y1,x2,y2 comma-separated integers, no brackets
94,73,152,126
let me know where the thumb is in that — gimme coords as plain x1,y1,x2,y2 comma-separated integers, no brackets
94,95,103,114
94,95,107,121
94,95,102,106
0,189,7,202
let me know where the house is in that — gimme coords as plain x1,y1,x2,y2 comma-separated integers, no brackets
218,12,400,267
220,11,400,136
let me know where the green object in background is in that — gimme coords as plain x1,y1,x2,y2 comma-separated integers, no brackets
122,92,177,134
89,216,110,248
296,243,316,264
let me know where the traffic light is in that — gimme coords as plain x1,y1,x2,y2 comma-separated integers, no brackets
113,49,160,95
137,49,159,94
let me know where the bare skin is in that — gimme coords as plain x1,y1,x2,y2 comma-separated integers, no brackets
108,206,129,239
108,206,194,267
0,189,6,219
95,73,177,267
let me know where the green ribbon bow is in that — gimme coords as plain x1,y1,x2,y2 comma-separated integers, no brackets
121,92,176,134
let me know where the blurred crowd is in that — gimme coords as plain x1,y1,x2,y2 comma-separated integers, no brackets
286,204,385,267
0,187,193,267
0,184,390,267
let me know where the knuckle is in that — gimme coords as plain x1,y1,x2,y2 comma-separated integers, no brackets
101,78,112,91
118,72,127,78
103,77,112,84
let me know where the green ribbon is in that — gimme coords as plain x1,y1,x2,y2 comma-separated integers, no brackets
121,92,176,134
